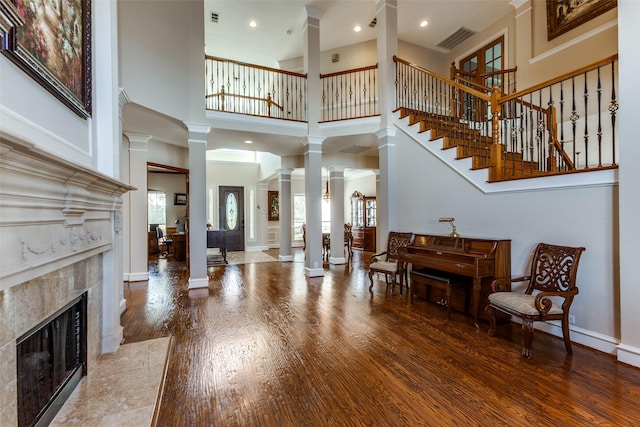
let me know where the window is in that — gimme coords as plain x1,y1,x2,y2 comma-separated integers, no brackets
459,36,504,90
148,191,167,231
293,194,305,241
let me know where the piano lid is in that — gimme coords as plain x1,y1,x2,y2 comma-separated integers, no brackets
408,234,503,256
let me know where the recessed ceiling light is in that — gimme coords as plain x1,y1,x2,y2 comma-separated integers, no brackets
249,20,257,28
354,25,361,32
420,20,428,28
244,140,253,144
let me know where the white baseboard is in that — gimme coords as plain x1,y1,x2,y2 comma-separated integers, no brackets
188,277,209,289
279,255,293,262
119,298,127,315
329,256,346,265
533,320,619,355
617,344,640,368
125,272,149,282
305,267,324,277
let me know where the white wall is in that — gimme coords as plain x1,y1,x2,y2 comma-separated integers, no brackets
394,128,618,343
118,0,206,123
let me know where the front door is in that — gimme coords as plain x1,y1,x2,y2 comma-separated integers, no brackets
219,186,244,251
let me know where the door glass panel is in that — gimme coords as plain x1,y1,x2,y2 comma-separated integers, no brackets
225,193,238,230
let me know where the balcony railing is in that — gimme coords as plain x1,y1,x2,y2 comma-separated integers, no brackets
320,65,380,122
205,55,307,122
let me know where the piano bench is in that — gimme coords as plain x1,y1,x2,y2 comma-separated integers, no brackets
409,271,467,320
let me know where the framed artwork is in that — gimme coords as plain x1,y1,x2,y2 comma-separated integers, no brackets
174,193,187,206
2,0,92,118
268,191,279,221
546,0,617,41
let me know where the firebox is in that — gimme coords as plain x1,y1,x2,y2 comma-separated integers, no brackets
16,292,87,427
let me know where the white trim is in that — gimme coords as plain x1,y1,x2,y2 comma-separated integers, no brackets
329,256,347,265
529,20,618,64
617,344,640,369
535,320,620,355
305,266,324,277
279,254,294,262
127,271,149,282
119,297,127,315
188,276,209,289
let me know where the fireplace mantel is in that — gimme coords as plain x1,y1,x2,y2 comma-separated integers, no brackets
0,135,134,291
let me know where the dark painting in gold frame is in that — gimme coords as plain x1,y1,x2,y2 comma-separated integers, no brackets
2,0,92,118
546,0,617,41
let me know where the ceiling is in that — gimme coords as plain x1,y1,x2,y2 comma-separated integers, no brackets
124,0,514,159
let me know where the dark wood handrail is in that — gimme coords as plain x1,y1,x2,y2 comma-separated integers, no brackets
394,56,490,101
500,54,618,104
205,54,307,78
320,64,378,79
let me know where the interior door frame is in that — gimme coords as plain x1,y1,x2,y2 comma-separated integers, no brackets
219,185,245,251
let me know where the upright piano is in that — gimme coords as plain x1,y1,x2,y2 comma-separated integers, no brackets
398,234,511,324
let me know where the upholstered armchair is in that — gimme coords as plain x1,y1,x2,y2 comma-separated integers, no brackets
368,231,414,294
486,242,585,358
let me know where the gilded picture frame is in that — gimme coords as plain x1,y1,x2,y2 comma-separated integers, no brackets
268,191,279,221
546,0,617,41
2,0,92,118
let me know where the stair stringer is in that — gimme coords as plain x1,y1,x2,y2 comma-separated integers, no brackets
394,111,618,194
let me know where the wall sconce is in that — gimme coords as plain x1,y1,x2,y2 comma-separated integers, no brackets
439,217,460,238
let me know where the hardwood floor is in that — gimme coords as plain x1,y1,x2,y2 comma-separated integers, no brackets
121,250,640,426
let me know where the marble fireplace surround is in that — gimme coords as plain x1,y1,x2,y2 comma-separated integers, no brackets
0,135,133,425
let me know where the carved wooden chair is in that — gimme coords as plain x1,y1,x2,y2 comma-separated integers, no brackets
486,242,585,358
368,231,414,294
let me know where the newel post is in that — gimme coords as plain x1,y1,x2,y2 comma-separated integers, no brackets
489,87,504,182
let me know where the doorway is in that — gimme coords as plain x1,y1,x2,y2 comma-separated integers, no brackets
219,186,245,251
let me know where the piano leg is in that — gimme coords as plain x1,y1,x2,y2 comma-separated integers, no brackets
472,278,481,328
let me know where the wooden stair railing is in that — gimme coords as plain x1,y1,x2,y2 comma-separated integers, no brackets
395,55,619,183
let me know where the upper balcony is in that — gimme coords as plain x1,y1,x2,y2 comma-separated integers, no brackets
205,54,619,183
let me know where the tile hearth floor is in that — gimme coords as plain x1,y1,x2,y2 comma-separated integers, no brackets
50,337,170,427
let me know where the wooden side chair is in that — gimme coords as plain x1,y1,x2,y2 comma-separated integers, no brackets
344,223,353,261
486,242,585,358
368,231,414,294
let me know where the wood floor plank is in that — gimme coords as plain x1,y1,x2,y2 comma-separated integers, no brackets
121,250,640,426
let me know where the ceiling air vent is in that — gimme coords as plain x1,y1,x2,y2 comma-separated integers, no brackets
436,27,475,50
369,17,377,28
210,11,219,23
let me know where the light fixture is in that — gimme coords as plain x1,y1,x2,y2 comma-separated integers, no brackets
439,217,460,238
322,179,330,201
354,25,361,32
249,20,257,28
420,20,428,28
244,140,253,144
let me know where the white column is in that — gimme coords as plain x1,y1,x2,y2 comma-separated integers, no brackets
124,132,150,282
304,138,324,276
328,166,346,265
186,123,210,290
304,6,322,135
95,0,122,353
278,168,294,261
376,128,397,253
617,0,640,368
511,0,532,84
376,0,398,129
258,181,269,250
118,90,131,311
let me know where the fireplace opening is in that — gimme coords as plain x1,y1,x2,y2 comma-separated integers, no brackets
17,292,87,427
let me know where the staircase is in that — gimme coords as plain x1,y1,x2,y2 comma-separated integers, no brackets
398,107,546,181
